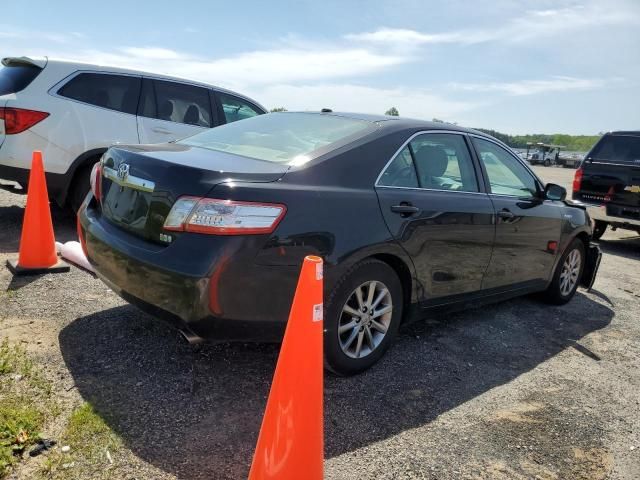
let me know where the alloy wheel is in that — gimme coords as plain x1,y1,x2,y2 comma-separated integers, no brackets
338,281,392,359
560,248,581,296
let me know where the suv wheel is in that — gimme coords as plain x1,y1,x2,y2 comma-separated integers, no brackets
544,158,551,167
324,259,403,376
592,221,607,240
69,162,96,213
542,238,585,305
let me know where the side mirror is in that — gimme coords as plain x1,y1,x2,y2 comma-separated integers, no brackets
545,183,566,201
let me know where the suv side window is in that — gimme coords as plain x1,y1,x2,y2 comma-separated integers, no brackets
472,137,538,198
377,146,419,188
218,92,262,124
58,73,141,115
143,79,213,127
410,133,479,192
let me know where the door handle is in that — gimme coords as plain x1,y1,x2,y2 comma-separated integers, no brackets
151,127,172,134
391,203,420,217
497,209,515,220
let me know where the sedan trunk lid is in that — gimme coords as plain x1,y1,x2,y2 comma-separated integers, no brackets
99,143,289,243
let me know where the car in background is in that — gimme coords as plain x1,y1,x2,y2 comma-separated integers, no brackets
0,56,266,211
572,131,640,239
78,112,601,375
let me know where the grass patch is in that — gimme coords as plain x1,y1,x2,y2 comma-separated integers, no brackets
40,403,122,479
0,339,53,478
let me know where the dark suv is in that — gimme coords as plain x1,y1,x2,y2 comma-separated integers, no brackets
572,131,640,239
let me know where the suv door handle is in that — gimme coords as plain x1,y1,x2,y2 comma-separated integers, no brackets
151,127,172,134
391,203,420,217
497,209,515,219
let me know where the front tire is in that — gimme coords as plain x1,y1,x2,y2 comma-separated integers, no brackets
542,239,585,305
324,259,403,376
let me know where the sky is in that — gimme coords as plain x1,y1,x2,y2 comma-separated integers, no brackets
2,0,639,135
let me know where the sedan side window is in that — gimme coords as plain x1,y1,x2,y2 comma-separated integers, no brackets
472,137,538,197
218,92,263,124
377,146,419,188
409,133,479,192
150,80,213,127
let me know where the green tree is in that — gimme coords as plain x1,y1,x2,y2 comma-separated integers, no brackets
270,107,287,112
385,107,399,116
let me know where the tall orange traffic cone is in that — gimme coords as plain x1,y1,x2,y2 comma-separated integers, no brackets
6,151,69,275
249,255,324,480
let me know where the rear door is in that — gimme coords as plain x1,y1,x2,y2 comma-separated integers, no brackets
375,131,495,303
137,78,217,144
470,135,562,289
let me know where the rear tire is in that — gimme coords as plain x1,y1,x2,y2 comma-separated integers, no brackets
324,259,403,376
592,221,607,240
541,239,585,305
69,163,95,213
544,159,551,167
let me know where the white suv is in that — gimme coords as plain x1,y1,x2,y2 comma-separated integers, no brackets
0,56,266,210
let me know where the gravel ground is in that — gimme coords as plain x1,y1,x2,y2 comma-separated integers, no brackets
1,166,639,479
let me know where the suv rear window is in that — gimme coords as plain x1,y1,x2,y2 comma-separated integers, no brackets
180,112,373,164
58,73,141,115
0,65,42,96
590,134,640,164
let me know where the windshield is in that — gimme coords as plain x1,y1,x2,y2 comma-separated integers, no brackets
590,134,640,164
179,112,374,165
0,65,43,96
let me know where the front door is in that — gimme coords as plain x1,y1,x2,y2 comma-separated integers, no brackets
470,136,562,289
375,132,495,303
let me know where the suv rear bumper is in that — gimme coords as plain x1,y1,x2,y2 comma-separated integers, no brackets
586,203,640,228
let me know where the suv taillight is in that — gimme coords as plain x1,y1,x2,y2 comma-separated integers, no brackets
572,167,583,194
90,162,102,202
164,197,286,235
0,107,49,134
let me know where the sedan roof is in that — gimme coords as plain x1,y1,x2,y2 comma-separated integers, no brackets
287,111,483,136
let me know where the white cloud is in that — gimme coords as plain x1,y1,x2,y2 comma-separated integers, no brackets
249,83,481,119
448,76,614,96
348,2,640,47
47,45,410,90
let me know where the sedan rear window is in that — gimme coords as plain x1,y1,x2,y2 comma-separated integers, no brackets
179,112,373,164
589,134,640,164
0,65,42,96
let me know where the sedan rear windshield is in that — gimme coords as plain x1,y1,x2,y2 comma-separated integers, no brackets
179,112,373,165
590,134,640,164
0,65,42,96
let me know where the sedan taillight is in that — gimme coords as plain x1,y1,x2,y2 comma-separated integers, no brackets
90,162,102,202
164,197,286,235
0,107,49,134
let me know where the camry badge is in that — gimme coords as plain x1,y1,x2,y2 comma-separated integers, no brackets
117,163,130,181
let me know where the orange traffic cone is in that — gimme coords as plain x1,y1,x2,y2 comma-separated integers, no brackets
6,151,69,275
249,255,324,480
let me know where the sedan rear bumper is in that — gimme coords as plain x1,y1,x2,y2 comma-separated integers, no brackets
79,202,299,343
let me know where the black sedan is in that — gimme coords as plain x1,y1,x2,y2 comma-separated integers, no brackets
78,112,601,375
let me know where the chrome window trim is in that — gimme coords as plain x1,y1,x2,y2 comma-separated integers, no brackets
103,166,155,193
376,185,488,196
374,130,481,194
